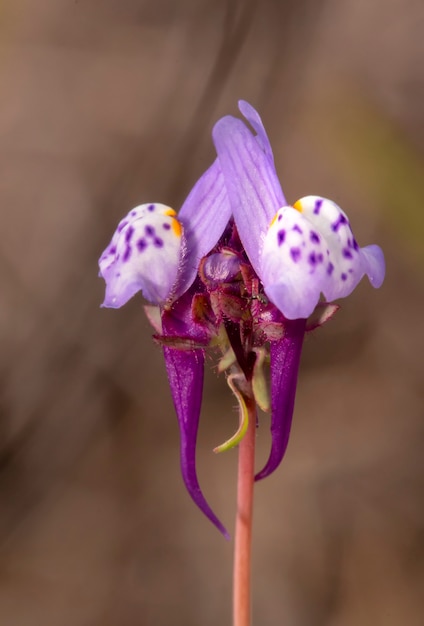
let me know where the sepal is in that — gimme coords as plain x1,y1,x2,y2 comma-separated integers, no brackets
305,302,340,331
255,318,306,481
161,295,229,538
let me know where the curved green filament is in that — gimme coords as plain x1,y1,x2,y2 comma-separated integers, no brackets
213,374,249,454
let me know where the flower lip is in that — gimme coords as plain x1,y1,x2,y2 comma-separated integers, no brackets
99,158,232,309
99,203,182,307
259,197,386,319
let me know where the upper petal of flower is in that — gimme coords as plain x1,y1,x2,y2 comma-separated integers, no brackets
176,159,232,299
212,109,285,275
238,100,275,165
99,203,183,307
260,196,386,319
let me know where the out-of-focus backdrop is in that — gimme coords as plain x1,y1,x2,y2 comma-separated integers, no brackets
0,1,423,624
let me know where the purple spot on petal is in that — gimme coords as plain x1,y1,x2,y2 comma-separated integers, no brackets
293,224,303,234
109,246,116,255
343,248,353,259
308,252,317,266
310,231,320,244
163,223,171,230
314,198,323,214
154,237,163,248
137,238,147,252
130,210,137,217
317,253,324,263
353,239,359,251
125,225,134,243
277,229,286,246
117,220,128,233
123,246,132,262
278,214,282,221
148,204,155,212
290,247,301,262
327,262,334,275
332,214,348,232
341,272,347,281
145,225,155,237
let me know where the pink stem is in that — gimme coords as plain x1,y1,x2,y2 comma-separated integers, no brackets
233,396,256,626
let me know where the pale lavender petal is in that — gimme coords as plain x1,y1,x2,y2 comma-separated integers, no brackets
255,318,306,481
238,100,275,165
176,159,232,298
99,203,182,307
162,303,229,539
212,115,285,274
360,244,385,288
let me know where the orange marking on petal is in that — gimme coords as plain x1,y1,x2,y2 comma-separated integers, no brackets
293,200,303,213
164,208,176,217
171,218,182,238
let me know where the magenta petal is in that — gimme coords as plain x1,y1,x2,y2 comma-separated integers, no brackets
255,318,306,481
162,309,229,539
212,115,285,275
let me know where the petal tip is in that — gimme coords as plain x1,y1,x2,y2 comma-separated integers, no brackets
361,244,385,289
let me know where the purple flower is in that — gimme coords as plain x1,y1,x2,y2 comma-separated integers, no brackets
99,101,385,537
212,101,385,320
98,163,232,308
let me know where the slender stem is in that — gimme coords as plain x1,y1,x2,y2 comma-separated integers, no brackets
233,395,256,626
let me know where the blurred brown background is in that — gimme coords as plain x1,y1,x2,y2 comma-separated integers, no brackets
0,0,423,624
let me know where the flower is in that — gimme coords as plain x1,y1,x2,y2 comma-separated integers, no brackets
98,161,232,308
99,101,385,537
98,163,233,539
212,101,385,484
212,101,385,320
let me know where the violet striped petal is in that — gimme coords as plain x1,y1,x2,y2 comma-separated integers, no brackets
176,159,232,299
212,114,285,275
238,100,275,165
255,318,306,481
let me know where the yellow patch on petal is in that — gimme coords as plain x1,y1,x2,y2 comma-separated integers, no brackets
293,200,303,212
164,208,177,217
269,212,279,227
171,218,182,238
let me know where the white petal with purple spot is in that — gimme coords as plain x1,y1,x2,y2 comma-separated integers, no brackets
99,203,183,307
260,196,386,319
293,196,385,301
260,206,329,319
